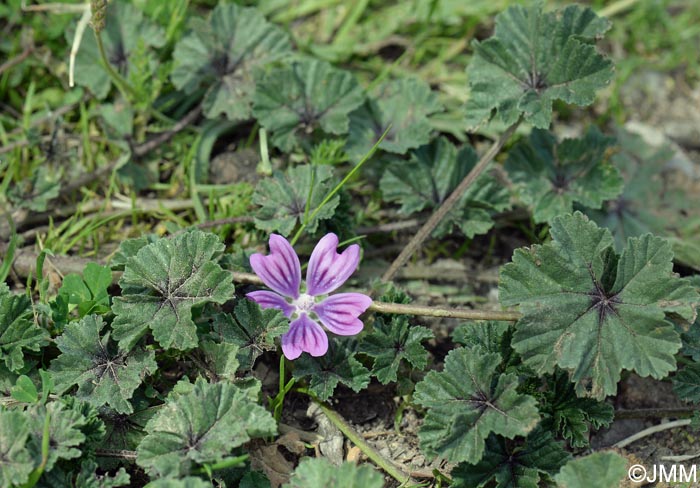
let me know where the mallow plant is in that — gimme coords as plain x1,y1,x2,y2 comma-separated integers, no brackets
2,1,699,488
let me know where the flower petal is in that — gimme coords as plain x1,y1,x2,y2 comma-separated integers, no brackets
281,313,328,360
306,233,360,295
249,234,301,298
246,291,294,317
313,293,372,336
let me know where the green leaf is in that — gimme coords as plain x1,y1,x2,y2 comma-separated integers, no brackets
112,231,235,351
293,339,371,401
538,371,613,447
359,315,433,384
346,77,442,159
681,317,700,362
50,315,157,414
285,458,383,488
0,362,20,397
451,427,570,488
58,262,112,318
7,165,60,212
691,411,700,431
380,137,511,238
62,396,106,447
74,460,131,488
253,59,365,151
27,400,92,471
209,300,288,370
465,3,613,129
241,471,271,488
500,212,699,399
101,399,155,452
253,164,339,236
137,377,276,478
171,3,292,120
452,321,511,355
70,1,165,99
0,283,50,372
0,410,33,487
673,362,700,403
110,234,159,271
588,129,700,270
197,340,240,382
505,127,621,223
99,102,134,138
554,451,627,488
414,347,540,464
10,375,38,404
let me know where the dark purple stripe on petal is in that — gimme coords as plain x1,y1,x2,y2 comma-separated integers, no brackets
282,313,328,359
306,233,361,295
282,321,303,360
246,291,294,317
249,235,302,298
313,293,371,336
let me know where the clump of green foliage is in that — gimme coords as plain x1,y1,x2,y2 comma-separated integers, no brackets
1,1,699,487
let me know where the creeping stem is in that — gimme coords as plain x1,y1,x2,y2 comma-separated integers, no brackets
232,271,521,321
312,398,411,484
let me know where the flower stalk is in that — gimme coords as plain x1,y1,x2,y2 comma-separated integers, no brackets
234,271,521,322
312,398,411,484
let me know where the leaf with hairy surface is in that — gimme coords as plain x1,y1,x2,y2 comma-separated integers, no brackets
293,339,370,401
137,378,276,478
500,211,699,399
414,347,540,464
70,1,164,99
346,77,442,158
27,400,95,472
588,129,700,270
112,231,235,351
538,371,613,447
171,3,291,120
253,59,365,151
451,427,569,488
465,3,613,129
209,300,288,371
360,314,433,384
51,315,156,414
0,410,33,487
673,362,700,403
505,127,621,223
253,164,339,236
0,284,49,372
285,458,383,488
380,137,511,238
554,451,627,488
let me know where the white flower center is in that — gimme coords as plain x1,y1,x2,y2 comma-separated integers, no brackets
293,293,316,313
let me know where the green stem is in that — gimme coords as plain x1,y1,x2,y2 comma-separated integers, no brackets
93,24,175,128
93,29,137,102
271,355,296,422
193,454,249,475
290,125,392,246
313,399,410,484
599,0,639,18
333,0,369,46
231,271,522,322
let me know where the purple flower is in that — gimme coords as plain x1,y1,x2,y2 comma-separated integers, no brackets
247,233,372,360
